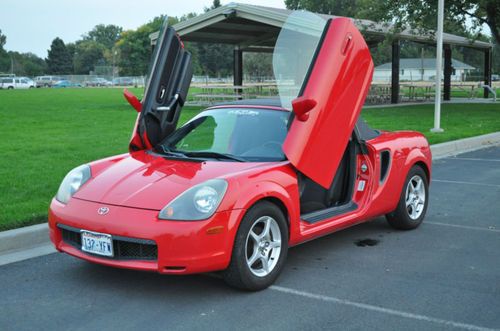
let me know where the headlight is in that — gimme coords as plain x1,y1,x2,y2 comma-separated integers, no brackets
55,164,91,204
158,179,228,221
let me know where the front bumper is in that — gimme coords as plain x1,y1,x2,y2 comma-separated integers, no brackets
48,198,245,274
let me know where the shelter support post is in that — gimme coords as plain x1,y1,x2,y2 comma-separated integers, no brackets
484,48,492,98
443,44,452,101
391,40,400,104
234,46,243,99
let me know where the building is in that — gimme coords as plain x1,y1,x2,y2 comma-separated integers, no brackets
374,58,475,82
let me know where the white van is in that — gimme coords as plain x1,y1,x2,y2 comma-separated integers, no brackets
35,76,62,87
0,77,35,89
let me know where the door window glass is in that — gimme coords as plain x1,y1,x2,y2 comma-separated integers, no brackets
272,11,327,109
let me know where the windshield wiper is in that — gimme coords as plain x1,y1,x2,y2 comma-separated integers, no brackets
155,145,188,158
182,151,246,162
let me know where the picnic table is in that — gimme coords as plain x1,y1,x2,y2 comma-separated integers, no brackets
451,83,477,99
401,82,478,101
190,84,278,105
367,84,392,104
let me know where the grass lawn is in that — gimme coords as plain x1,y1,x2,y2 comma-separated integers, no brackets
362,103,500,144
0,87,499,230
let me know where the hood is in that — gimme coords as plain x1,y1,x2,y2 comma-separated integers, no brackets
74,151,264,210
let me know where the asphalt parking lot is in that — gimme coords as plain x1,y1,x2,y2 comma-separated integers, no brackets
1,147,499,331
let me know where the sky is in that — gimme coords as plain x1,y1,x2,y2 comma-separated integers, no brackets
0,0,286,58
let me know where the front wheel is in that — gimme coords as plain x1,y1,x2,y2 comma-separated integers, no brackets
386,165,429,230
223,201,288,291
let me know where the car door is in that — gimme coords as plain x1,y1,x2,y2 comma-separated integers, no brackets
276,14,374,188
20,79,29,88
130,19,193,151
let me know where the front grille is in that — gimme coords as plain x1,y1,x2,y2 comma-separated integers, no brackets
57,224,157,261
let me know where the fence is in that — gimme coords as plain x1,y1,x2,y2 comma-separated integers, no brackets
49,75,147,87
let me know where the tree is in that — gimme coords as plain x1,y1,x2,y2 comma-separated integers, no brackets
116,16,168,76
0,29,6,50
493,41,500,74
285,0,382,20
285,0,497,43
83,24,123,49
6,52,47,76
204,0,221,11
46,38,73,74
193,0,233,77
373,0,500,44
243,52,273,81
73,40,106,74
0,29,10,73
194,42,232,77
20,53,47,76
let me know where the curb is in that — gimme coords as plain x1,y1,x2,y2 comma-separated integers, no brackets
431,132,500,159
1,131,500,263
0,223,50,253
0,223,54,265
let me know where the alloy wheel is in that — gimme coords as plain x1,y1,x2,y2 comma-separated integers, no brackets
245,216,282,277
405,175,426,220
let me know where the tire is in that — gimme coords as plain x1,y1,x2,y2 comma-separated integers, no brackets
7,86,13,90
386,165,429,230
223,201,288,291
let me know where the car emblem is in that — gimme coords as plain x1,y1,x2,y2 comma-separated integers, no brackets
97,207,109,215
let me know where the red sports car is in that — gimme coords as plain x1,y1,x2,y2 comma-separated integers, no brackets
49,12,431,290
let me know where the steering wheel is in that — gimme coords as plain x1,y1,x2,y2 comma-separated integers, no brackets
240,141,283,157
262,141,283,151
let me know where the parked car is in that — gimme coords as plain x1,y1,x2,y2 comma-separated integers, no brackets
35,76,63,88
52,80,82,88
84,77,112,87
112,77,135,86
49,12,432,291
491,74,499,82
0,77,35,89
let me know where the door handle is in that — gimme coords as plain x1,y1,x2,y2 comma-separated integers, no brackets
342,34,353,55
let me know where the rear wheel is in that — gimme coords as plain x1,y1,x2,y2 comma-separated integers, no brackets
386,165,428,230
223,201,288,291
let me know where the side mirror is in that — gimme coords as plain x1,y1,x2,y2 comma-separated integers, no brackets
292,96,316,121
123,89,142,113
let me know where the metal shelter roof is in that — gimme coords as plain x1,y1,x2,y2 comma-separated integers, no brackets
150,2,492,51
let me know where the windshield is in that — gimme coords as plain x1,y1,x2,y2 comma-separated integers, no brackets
272,11,327,109
158,108,290,162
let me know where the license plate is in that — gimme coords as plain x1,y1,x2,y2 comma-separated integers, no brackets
81,230,113,257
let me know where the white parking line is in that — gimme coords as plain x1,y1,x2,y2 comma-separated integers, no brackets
449,157,500,162
270,285,496,331
432,179,500,188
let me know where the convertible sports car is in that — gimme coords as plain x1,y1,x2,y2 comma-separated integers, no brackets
49,12,431,290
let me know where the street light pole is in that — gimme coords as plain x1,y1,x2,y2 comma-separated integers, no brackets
112,50,117,82
431,0,445,133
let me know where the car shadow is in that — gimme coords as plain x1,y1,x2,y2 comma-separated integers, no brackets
61,217,394,294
